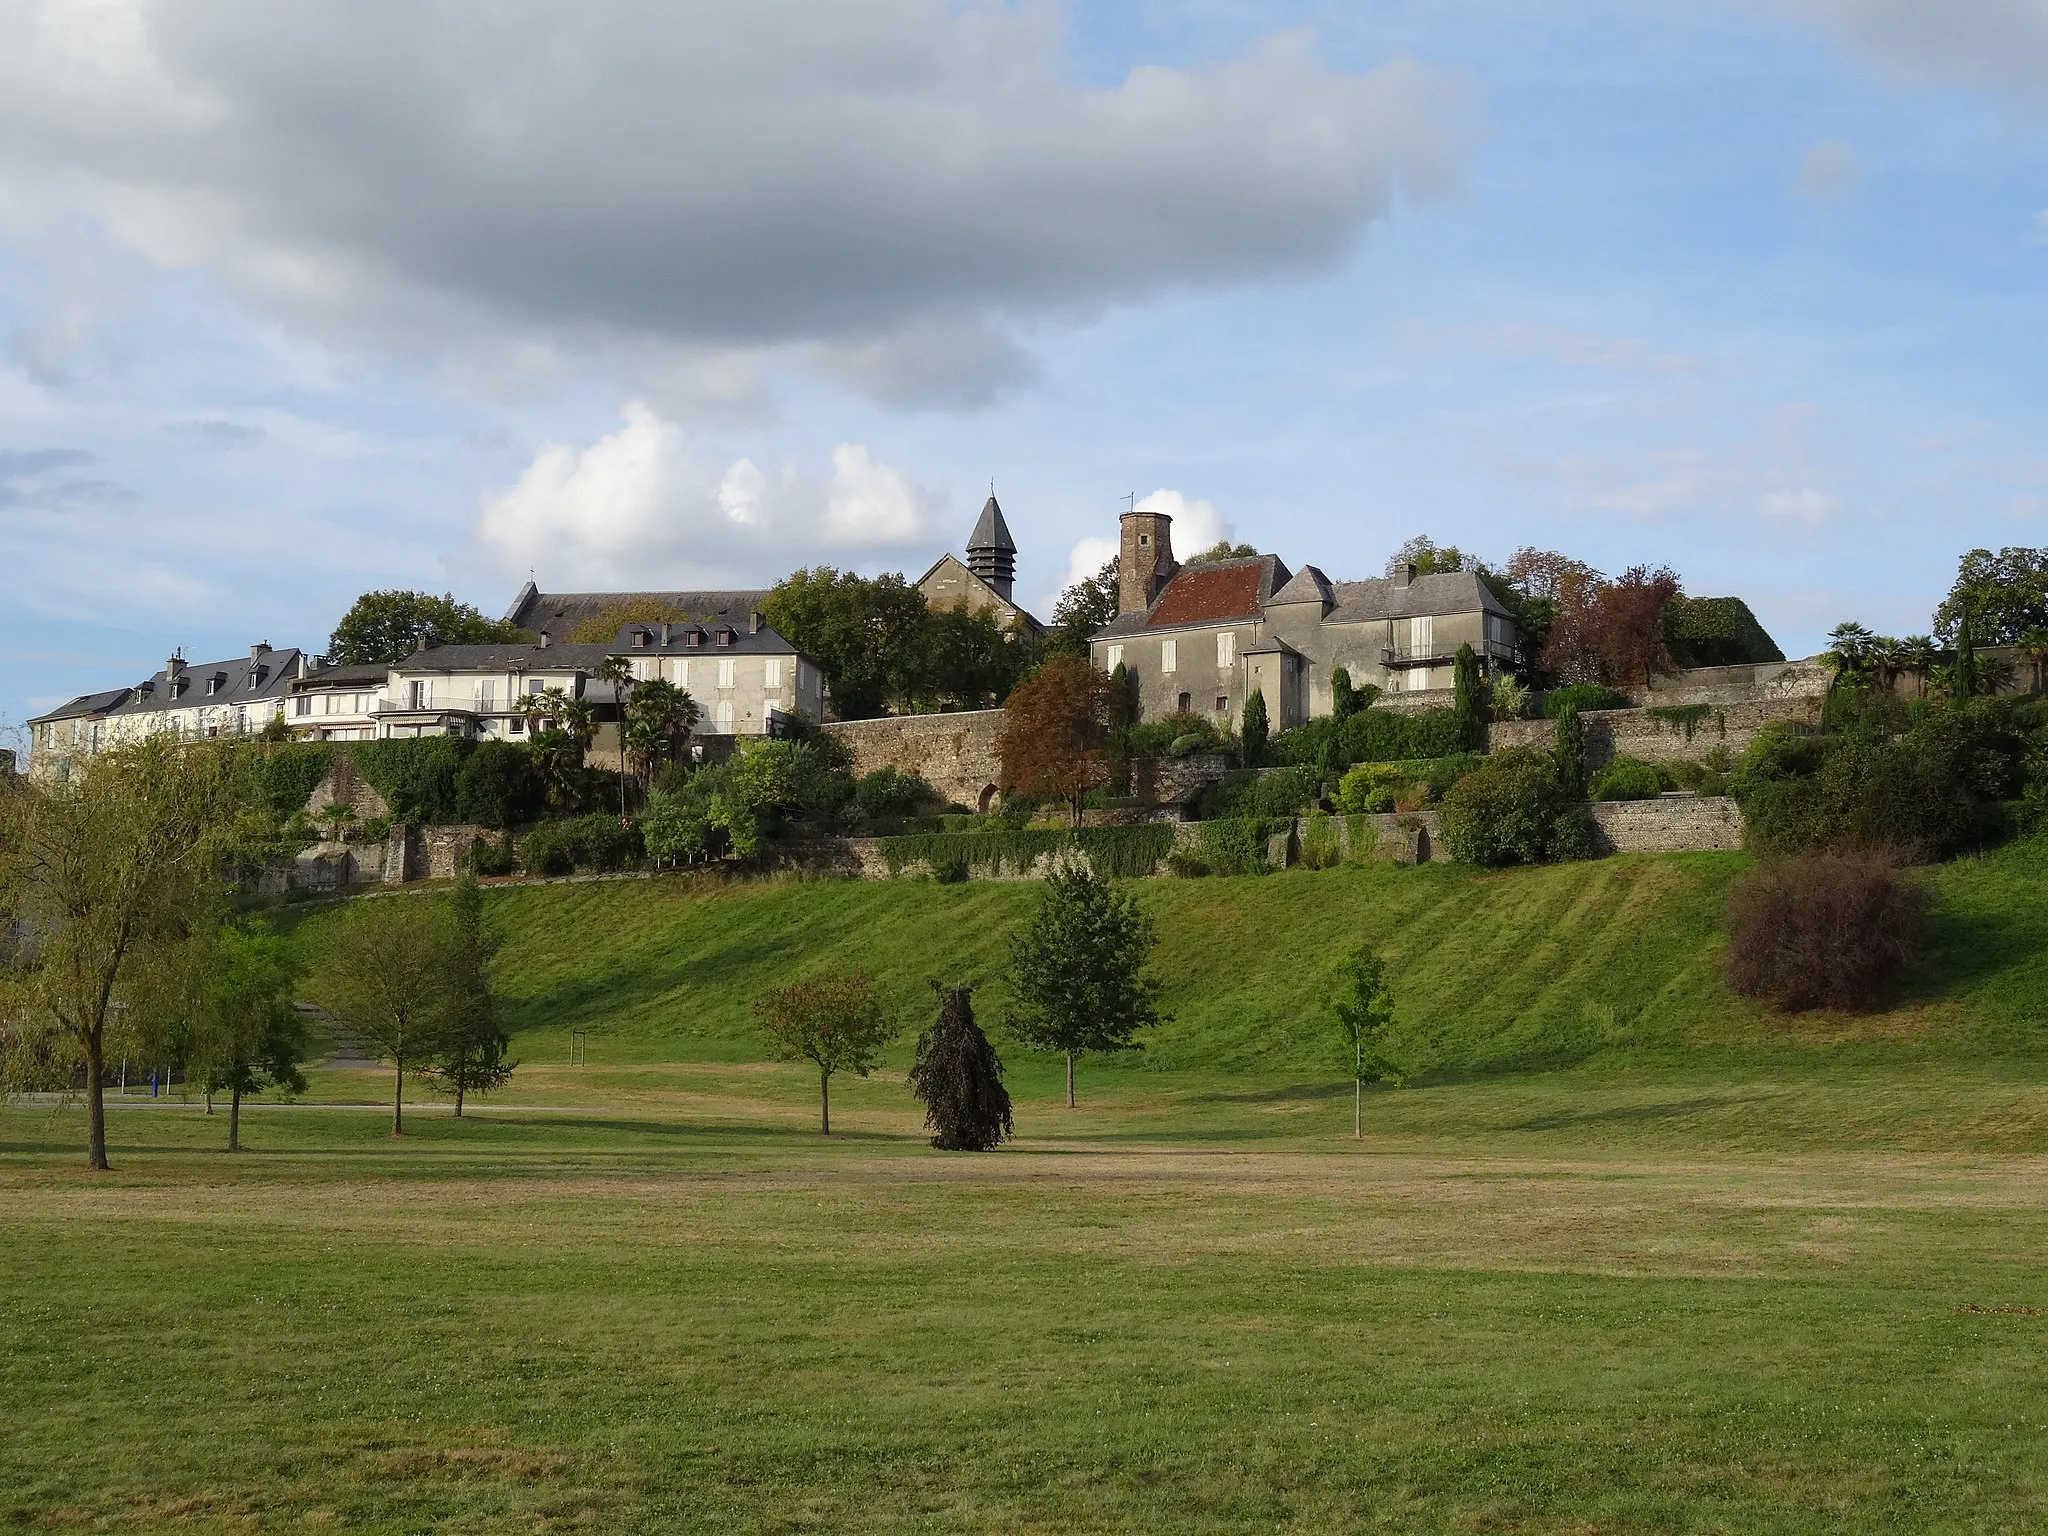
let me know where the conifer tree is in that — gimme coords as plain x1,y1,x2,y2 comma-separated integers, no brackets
1006,861,1162,1108
1553,703,1586,798
1452,643,1484,750
909,983,1013,1151
1241,689,1269,769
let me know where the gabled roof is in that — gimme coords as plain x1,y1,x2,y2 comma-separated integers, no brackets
912,553,1044,631
27,688,133,726
607,621,802,657
502,582,771,635
1268,565,1334,607
110,648,306,718
1093,553,1292,637
966,494,1015,554
390,640,614,673
1326,569,1511,624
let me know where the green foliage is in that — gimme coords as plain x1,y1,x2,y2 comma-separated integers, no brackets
1490,675,1529,722
1128,711,1224,759
518,821,575,876
1241,689,1269,768
465,834,516,877
1185,541,1260,564
1589,755,1667,803
908,983,1012,1151
427,875,516,1112
1045,556,1120,657
349,737,473,824
305,891,458,1133
1198,817,1279,877
876,824,1175,881
727,735,856,827
852,766,937,822
1342,706,1465,764
1005,862,1163,1099
326,590,526,665
1386,535,1472,576
1935,546,2048,645
754,966,897,1133
1189,766,1319,822
1663,596,1785,668
1439,747,1589,866
1646,704,1719,741
767,566,1022,717
1544,683,1628,718
1335,755,1482,815
1330,942,1400,1087
1330,666,1374,723
455,740,543,830
189,918,309,1149
243,744,334,819
1299,812,1342,870
1452,643,1484,750
1553,706,1586,798
642,789,710,866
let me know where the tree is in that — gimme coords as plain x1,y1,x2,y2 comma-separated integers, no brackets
528,727,585,810
0,736,238,1169
1241,689,1269,769
454,739,543,829
1006,860,1162,1108
190,919,308,1152
2018,628,2048,696
1329,943,1399,1139
1046,557,1120,656
1387,536,1472,576
1187,541,1258,565
765,567,933,719
754,967,896,1135
1553,704,1586,797
428,876,515,1116
908,982,1013,1151
1935,547,2048,646
309,896,457,1136
998,654,1116,827
593,654,635,816
1451,643,1483,750
1331,666,1362,723
327,590,525,665
624,676,699,784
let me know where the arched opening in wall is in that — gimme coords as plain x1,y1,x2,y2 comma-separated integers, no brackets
977,784,998,814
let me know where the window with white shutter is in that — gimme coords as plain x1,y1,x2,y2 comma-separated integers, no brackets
1216,631,1235,667
718,659,736,689
1161,639,1178,674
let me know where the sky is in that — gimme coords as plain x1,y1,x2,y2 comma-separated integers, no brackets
3,0,2048,741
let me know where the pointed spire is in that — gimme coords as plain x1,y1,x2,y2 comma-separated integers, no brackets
966,492,1016,601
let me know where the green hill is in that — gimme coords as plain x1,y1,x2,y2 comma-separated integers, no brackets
290,837,2048,1082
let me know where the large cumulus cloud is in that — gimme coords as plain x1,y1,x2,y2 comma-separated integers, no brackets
0,0,1470,399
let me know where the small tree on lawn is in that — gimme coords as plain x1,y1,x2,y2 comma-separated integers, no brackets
755,967,896,1135
1330,942,1400,1139
1241,689,1269,768
429,876,515,1117
1006,859,1162,1108
909,982,1013,1151
998,653,1115,827
310,896,456,1136
190,919,309,1152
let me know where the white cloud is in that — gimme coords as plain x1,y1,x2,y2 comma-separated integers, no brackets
0,2,1471,403
1135,488,1234,555
1796,139,1860,200
1758,486,1843,524
473,401,930,587
1755,1,2048,98
1048,534,1120,615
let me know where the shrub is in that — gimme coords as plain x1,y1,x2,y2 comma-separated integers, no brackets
1299,812,1341,869
1589,755,1666,802
455,740,543,830
465,834,516,876
1438,747,1586,866
1341,706,1465,764
1199,817,1276,877
1335,755,1482,815
351,736,473,824
1724,852,1928,1011
563,813,640,872
518,822,574,876
1127,711,1223,759
852,766,935,821
1544,683,1628,719
1190,767,1319,822
244,744,334,819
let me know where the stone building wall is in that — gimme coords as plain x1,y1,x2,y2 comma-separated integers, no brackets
822,709,1007,811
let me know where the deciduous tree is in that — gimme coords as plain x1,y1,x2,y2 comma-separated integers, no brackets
0,737,239,1169
1046,557,1120,657
998,654,1116,827
755,967,895,1135
1935,547,2048,647
908,982,1012,1151
1006,860,1162,1108
428,877,514,1116
309,896,457,1136
1329,942,1399,1139
327,590,524,665
189,919,308,1152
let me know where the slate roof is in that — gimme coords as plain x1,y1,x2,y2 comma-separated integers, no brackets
1326,570,1512,624
290,662,390,690
1268,565,1336,607
387,640,614,673
28,688,133,726
110,648,306,719
966,494,1016,554
609,620,802,657
502,582,772,635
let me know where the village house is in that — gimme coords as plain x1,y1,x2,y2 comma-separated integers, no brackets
1088,508,1521,729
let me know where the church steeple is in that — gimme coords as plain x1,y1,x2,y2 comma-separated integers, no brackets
965,492,1016,602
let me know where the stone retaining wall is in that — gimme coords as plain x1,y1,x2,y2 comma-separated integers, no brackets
1587,796,1743,853
1488,697,1821,771
822,710,1006,811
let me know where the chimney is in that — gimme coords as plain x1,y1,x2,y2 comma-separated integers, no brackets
748,610,763,635
537,630,551,649
661,622,673,646
1395,562,1418,588
250,640,271,661
1118,508,1177,615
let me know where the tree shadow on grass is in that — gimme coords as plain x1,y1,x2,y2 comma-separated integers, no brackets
1193,1082,1351,1105
1506,1095,1765,1132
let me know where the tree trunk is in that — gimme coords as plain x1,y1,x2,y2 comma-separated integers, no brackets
454,1070,466,1119
205,1087,214,1116
85,1031,110,1171
392,1049,405,1138
229,1085,242,1152
1065,1052,1075,1110
1354,1078,1362,1141
819,1067,831,1136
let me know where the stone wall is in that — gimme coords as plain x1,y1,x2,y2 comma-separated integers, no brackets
1487,696,1821,771
305,754,391,822
1131,751,1232,807
1588,796,1743,854
1633,659,1830,707
822,709,1006,811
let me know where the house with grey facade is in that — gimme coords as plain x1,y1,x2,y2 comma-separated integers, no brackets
1089,509,1520,729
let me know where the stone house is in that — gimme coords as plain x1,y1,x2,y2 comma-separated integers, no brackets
1089,509,1520,729
26,644,306,782
915,494,1042,633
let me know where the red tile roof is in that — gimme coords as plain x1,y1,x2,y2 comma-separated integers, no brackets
1146,560,1266,628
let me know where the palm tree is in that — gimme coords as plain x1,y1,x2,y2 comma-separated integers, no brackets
626,677,699,762
1823,621,1876,678
593,654,635,816
529,727,584,809
559,696,596,752
1897,635,1939,698
516,684,566,735
624,716,666,788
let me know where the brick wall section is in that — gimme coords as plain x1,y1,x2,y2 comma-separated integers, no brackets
822,710,1007,810
1487,696,1822,771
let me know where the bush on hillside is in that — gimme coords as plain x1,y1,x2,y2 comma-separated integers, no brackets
1128,711,1226,759
465,834,516,877
456,739,545,829
852,766,936,822
1266,706,1465,773
352,736,473,824
1588,755,1666,803
244,743,334,819
1724,852,1928,1011
1544,683,1628,719
1439,747,1589,866
564,813,640,872
519,821,574,876
1190,767,1319,822
1336,755,1482,815
1198,817,1278,877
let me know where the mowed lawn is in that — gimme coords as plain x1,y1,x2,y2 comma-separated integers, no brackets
6,1058,2048,1534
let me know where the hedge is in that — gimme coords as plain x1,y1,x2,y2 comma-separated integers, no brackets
1543,684,1629,718
244,743,335,819
1335,754,1483,814
1665,595,1785,668
1269,706,1465,772
876,823,1175,880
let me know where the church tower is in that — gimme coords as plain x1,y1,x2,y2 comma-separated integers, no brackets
965,494,1017,603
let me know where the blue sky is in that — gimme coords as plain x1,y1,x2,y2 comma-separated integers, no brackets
3,0,2046,740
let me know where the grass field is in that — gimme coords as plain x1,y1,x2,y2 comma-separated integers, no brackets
5,844,2048,1531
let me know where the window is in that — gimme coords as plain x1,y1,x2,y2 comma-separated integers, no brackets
1106,643,1123,670
716,628,734,647
510,716,525,735
715,700,734,733
294,696,311,717
1408,615,1434,656
1160,638,1178,674
409,680,431,710
1216,696,1228,713
475,682,496,711
672,658,688,688
1216,631,1234,667
764,658,783,689
717,658,736,689
1177,691,1191,712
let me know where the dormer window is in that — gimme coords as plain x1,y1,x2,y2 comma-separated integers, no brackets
630,629,650,649
715,628,734,648
685,629,705,648
207,674,224,696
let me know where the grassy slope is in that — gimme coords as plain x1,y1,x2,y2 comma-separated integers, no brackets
301,837,2048,1083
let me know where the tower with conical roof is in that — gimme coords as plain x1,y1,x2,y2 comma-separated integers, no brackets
964,494,1017,602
